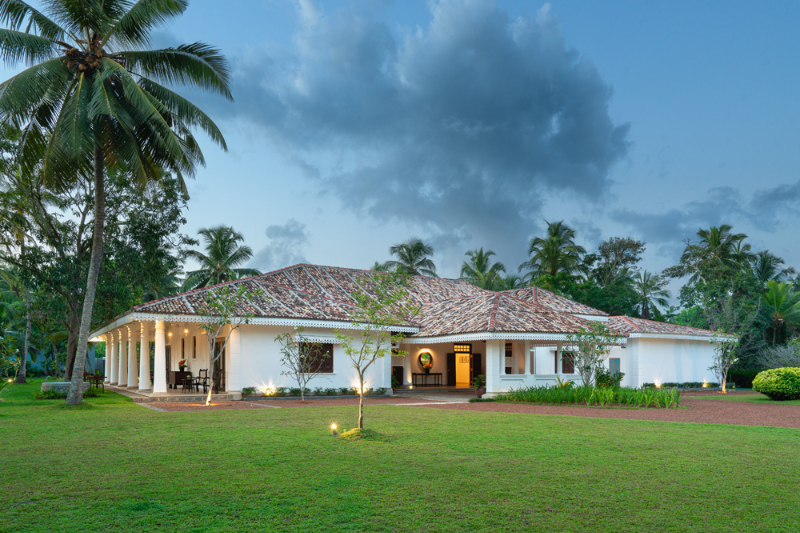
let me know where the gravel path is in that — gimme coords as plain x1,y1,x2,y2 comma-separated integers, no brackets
415,395,800,429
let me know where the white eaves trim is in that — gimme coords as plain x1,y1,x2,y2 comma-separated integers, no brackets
403,332,627,345
572,314,609,322
629,333,717,342
89,312,419,339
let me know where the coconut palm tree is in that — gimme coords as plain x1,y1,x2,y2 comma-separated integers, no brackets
632,271,670,320
183,227,260,290
370,261,388,272
676,225,751,283
460,248,505,290
385,238,437,276
762,280,800,345
497,274,524,291
752,250,795,286
0,0,231,404
519,221,586,283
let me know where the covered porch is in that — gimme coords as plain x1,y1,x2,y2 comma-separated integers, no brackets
396,335,588,395
91,317,244,398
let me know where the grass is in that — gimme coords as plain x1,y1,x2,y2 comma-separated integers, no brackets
685,392,800,406
1,378,799,532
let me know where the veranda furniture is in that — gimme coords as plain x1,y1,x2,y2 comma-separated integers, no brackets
412,373,443,387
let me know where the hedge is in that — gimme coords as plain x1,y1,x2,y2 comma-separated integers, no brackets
752,368,800,401
727,369,762,389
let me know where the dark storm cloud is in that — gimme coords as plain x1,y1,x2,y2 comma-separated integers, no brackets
613,180,800,245
250,219,309,272
216,0,629,258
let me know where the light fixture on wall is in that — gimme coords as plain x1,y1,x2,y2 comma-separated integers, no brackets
168,332,172,337
184,329,188,335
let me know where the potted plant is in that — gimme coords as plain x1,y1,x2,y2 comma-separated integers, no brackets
421,362,432,374
178,359,187,372
473,375,486,398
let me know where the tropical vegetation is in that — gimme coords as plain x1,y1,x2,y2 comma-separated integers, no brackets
182,226,260,290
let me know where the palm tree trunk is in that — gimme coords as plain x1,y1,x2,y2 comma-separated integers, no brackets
15,286,31,384
66,148,106,406
64,311,79,380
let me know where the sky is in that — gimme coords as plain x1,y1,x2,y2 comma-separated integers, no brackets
3,0,799,290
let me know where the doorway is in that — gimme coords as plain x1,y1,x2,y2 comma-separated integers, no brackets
446,353,456,386
213,339,226,392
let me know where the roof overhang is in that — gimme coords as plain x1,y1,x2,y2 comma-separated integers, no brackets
628,333,717,342
90,313,420,339
572,314,609,322
403,332,627,344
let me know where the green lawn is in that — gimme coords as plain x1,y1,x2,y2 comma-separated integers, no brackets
685,392,800,406
1,379,799,533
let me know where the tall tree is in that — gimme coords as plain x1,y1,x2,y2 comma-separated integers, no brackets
183,226,260,290
385,238,437,277
0,0,231,404
460,248,505,290
585,237,645,287
632,271,670,320
752,251,795,285
667,225,752,284
519,221,586,283
761,280,800,345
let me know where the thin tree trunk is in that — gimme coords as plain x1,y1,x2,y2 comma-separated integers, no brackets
15,286,31,384
358,373,364,429
66,148,106,406
64,310,79,381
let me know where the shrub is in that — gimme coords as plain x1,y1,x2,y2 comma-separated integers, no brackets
313,387,325,396
596,369,625,388
288,387,302,397
391,376,401,389
241,387,257,397
35,387,100,400
324,388,338,396
496,385,681,409
752,368,800,401
338,388,350,396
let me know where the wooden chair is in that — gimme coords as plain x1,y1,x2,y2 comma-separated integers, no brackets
197,369,209,393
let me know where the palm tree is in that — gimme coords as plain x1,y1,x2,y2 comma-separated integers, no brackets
497,274,524,291
0,1,231,404
519,221,586,282
460,248,506,290
385,238,437,276
183,227,260,290
752,250,795,285
762,280,800,345
370,261,388,272
142,267,184,302
677,225,751,283
632,271,670,320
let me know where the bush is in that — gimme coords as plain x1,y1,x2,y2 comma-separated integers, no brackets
596,369,625,388
241,387,257,396
752,368,800,401
727,369,762,389
496,385,681,409
35,387,100,400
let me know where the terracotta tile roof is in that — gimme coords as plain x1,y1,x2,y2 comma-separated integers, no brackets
417,293,592,337
500,286,608,317
129,264,601,337
607,316,718,337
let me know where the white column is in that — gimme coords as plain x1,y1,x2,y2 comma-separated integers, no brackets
139,323,151,391
522,341,531,379
555,341,563,376
118,330,127,386
501,342,506,375
109,332,118,384
153,321,167,394
103,334,111,382
485,339,501,395
403,349,411,386
227,327,242,393
512,342,519,375
127,327,137,388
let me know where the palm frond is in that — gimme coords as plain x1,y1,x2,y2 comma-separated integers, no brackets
104,0,187,48
0,28,57,66
0,0,68,41
117,43,232,99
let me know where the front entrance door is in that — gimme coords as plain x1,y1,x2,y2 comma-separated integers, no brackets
470,353,482,384
446,353,456,386
213,339,226,392
455,352,471,387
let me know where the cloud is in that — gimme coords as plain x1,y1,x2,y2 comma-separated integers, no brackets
250,219,309,272
215,0,629,261
613,180,800,246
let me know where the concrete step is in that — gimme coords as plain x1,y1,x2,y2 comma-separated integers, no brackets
132,394,234,403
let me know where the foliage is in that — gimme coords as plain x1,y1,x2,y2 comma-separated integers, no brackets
632,271,670,320
472,374,486,389
519,220,586,283
34,386,100,400
385,238,437,276
496,385,682,409
755,339,800,369
275,326,328,401
460,248,505,290
336,271,419,428
596,369,625,388
565,322,624,387
197,285,261,404
241,386,257,396
726,369,763,389
183,226,260,290
584,237,645,288
761,280,800,345
642,382,719,389
752,368,800,401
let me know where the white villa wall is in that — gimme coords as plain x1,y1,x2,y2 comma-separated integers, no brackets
625,337,715,387
394,342,487,386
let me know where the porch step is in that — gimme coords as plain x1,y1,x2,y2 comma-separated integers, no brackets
132,394,234,404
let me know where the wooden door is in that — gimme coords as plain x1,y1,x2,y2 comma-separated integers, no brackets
213,339,226,392
446,353,456,386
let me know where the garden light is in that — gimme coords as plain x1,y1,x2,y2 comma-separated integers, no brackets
654,380,662,389
331,423,338,436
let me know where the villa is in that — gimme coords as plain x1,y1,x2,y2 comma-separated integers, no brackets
91,264,720,398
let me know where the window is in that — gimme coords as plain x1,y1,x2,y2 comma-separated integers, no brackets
561,352,575,374
192,336,196,359
609,358,621,376
181,338,185,359
453,343,471,353
505,343,513,358
302,342,334,373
